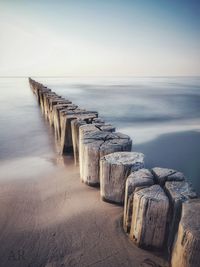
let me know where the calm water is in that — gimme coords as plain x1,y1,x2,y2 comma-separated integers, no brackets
0,77,200,193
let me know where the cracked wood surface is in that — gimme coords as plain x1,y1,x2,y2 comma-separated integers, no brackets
165,181,197,256
100,152,145,204
123,169,154,233
152,167,185,186
171,199,200,267
53,104,78,142
71,116,100,165
60,111,98,154
80,132,132,186
79,124,115,181
130,185,169,249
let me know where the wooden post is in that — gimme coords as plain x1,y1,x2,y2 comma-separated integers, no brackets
123,168,154,233
171,199,200,267
37,87,51,106
152,167,185,186
71,119,87,165
60,109,85,153
81,132,132,186
43,93,59,117
44,96,63,121
164,181,197,255
48,99,71,126
79,123,115,179
71,115,99,165
53,104,78,142
60,110,98,154
50,102,72,127
38,89,52,113
92,118,105,123
130,184,169,249
100,152,145,204
79,123,115,144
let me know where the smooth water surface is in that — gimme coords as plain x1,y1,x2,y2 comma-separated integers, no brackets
0,77,200,193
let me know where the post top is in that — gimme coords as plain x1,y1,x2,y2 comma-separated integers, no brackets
101,151,144,166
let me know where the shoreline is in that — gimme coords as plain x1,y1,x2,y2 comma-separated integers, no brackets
0,154,168,267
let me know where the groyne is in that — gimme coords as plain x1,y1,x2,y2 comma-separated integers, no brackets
29,78,200,267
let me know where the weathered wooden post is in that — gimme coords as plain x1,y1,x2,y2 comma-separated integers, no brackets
44,95,63,121
72,119,87,164
29,79,48,102
60,109,86,153
164,181,197,255
171,199,200,267
81,132,132,186
130,184,169,249
92,118,105,123
53,104,78,141
38,87,51,107
79,123,115,146
48,99,71,126
123,168,154,233
79,123,115,181
71,115,100,165
42,92,59,116
60,110,98,154
100,152,145,204
152,167,185,186
50,102,72,127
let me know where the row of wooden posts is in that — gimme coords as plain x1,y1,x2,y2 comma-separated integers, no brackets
29,78,200,267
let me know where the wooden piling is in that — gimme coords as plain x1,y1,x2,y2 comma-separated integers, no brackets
123,168,154,232
130,184,169,249
53,104,78,141
152,167,185,186
171,199,200,267
60,110,98,154
71,115,100,165
79,123,115,179
81,132,132,186
100,152,145,204
164,181,197,255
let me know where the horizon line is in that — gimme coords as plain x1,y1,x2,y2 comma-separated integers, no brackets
0,75,200,78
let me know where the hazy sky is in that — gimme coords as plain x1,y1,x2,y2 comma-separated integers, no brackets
0,0,199,76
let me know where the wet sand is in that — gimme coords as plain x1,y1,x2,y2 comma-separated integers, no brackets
0,155,167,267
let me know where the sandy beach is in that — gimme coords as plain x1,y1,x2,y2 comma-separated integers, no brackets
0,154,167,267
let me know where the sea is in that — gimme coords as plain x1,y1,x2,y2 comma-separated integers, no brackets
0,76,200,193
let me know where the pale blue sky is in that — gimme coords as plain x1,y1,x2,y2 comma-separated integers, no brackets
0,0,199,76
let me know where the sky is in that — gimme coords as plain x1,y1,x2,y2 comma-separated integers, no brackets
0,0,199,76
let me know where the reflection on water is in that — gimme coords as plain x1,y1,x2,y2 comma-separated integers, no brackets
0,157,56,181
0,78,55,161
0,77,200,193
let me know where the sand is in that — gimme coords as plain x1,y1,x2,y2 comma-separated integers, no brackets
0,154,168,267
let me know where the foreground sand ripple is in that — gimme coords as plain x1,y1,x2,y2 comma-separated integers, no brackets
0,156,167,267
